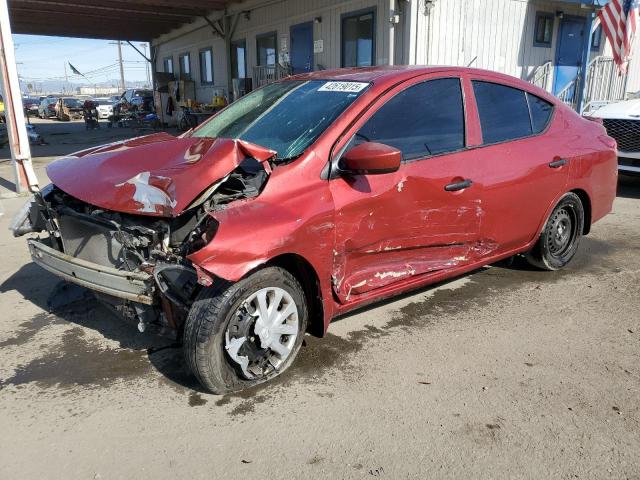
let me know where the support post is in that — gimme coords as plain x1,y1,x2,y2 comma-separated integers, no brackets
224,12,232,102
388,0,396,65
0,0,38,194
577,12,595,113
117,40,126,92
224,12,240,102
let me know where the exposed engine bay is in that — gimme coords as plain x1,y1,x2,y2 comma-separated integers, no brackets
14,157,271,337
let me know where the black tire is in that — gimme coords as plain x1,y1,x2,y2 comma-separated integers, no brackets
183,267,308,394
526,192,584,271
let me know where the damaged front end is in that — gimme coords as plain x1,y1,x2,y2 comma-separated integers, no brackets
13,138,274,337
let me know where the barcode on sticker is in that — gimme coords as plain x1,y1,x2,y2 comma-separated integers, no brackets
318,81,368,93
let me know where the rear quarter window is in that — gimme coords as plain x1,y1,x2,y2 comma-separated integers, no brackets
472,81,532,144
527,93,554,133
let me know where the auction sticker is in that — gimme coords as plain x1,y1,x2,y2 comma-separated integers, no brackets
318,81,369,93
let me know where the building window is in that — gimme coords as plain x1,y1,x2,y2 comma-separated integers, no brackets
199,48,214,85
231,39,247,78
342,9,376,67
179,53,191,79
591,24,603,51
257,32,277,66
163,56,174,73
534,12,554,47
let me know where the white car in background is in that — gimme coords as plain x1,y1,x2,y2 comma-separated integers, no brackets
590,98,640,175
94,98,114,119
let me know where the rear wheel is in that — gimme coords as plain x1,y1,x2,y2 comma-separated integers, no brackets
183,267,308,394
525,192,584,271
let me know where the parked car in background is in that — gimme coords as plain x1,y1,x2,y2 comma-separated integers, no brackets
589,98,640,175
94,98,115,119
55,97,83,121
119,88,154,112
38,97,58,119
13,67,618,394
22,97,40,116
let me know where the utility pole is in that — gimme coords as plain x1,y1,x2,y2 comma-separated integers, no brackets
117,40,125,92
63,61,68,94
140,43,151,87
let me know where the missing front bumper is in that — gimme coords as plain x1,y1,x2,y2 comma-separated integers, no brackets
28,239,154,304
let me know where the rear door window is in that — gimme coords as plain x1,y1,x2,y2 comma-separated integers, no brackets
472,81,532,144
527,93,554,133
357,78,465,159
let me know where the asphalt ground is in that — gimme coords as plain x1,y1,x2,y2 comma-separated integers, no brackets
0,120,639,479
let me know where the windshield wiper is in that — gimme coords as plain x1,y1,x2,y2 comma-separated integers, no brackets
273,153,303,164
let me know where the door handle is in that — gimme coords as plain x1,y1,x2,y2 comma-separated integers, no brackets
444,179,473,192
549,158,567,168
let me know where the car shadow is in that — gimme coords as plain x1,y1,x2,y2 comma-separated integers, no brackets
0,262,205,392
617,174,640,199
0,231,618,395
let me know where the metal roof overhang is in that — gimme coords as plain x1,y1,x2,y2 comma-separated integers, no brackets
556,0,608,5
7,0,231,41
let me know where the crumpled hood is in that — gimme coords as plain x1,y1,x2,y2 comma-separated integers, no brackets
47,133,276,217
591,98,640,119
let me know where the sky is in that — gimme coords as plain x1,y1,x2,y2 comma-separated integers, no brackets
13,35,151,88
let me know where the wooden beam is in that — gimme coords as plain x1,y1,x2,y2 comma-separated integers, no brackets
202,14,224,38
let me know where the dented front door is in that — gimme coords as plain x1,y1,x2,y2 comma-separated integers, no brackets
330,152,482,302
329,76,483,303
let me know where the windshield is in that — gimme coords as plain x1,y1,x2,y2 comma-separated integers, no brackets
63,98,82,108
192,80,369,160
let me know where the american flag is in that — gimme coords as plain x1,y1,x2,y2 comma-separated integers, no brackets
598,0,640,72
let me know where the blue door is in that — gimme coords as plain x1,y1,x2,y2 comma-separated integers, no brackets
290,22,314,74
553,16,585,95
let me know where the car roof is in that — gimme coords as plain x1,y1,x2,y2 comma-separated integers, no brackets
287,66,556,103
291,65,517,82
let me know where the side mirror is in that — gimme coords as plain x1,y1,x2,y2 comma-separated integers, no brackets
339,142,402,175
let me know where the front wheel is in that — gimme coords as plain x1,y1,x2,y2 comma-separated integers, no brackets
183,267,308,394
525,192,584,271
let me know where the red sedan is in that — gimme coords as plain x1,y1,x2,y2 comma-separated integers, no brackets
13,66,617,393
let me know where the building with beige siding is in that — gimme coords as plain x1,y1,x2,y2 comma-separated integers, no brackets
150,0,639,115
